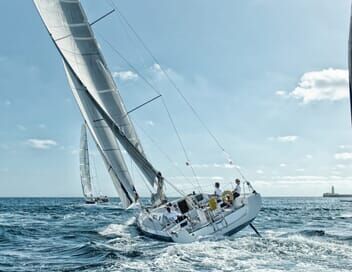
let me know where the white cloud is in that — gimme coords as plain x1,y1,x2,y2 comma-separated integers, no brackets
256,169,264,174
296,168,305,172
275,90,287,97
149,63,182,83
211,176,224,181
192,163,239,169
149,63,165,81
224,163,237,169
269,135,298,143
169,176,224,181
151,63,162,73
334,152,352,160
26,139,57,150
305,154,313,159
257,175,352,185
339,145,352,150
192,164,212,168
280,163,287,167
112,70,138,81
288,68,348,103
336,164,346,169
271,175,352,182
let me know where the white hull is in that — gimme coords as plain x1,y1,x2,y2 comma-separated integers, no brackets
137,193,262,243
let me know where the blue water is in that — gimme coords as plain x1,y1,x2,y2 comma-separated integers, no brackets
0,197,351,272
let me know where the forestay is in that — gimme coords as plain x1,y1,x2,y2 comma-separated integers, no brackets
33,0,158,187
79,124,93,200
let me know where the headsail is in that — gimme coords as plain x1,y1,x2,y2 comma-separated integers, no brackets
65,62,137,208
33,0,158,187
80,123,94,200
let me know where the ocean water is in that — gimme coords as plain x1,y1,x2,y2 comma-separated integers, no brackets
0,197,351,272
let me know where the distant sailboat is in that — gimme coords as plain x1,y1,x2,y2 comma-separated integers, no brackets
80,124,95,204
34,0,262,242
80,124,109,204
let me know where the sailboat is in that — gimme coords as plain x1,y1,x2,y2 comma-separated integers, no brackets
80,124,109,204
79,123,95,204
33,0,262,243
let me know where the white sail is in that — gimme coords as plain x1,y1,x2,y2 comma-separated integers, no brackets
65,62,137,208
80,123,94,200
33,0,158,187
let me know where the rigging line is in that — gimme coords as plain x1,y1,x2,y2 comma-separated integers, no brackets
128,151,153,195
237,167,248,182
108,0,229,157
130,156,153,195
126,94,162,115
135,122,194,187
164,177,186,197
136,166,154,195
90,9,115,26
107,0,247,183
97,33,161,96
112,3,149,67
130,157,135,184
91,147,103,196
160,96,202,191
97,32,201,185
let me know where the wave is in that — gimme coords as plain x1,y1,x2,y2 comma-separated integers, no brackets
297,229,326,237
2,197,352,272
98,223,131,237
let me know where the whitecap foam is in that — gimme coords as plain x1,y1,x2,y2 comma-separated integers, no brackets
98,223,129,237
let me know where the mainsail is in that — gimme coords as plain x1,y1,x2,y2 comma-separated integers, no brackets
80,123,94,200
33,0,164,206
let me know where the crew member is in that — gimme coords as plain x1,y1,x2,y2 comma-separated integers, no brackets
214,182,222,199
164,206,181,223
233,179,241,199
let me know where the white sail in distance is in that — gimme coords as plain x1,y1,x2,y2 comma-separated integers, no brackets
80,123,94,200
33,0,159,188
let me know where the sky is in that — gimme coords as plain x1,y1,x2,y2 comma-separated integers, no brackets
0,0,351,197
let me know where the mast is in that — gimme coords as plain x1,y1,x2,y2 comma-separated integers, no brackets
33,0,165,205
80,123,94,200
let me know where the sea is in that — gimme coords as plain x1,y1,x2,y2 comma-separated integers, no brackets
0,197,351,272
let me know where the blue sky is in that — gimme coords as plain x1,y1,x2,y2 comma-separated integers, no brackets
0,0,351,197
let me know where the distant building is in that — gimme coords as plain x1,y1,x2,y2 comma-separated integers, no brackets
323,186,352,198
